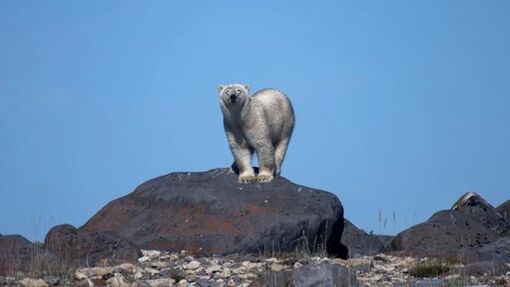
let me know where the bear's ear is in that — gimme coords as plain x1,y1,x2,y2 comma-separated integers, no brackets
243,84,250,92
218,85,225,93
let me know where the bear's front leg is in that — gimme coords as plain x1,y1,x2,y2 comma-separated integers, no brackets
255,143,275,183
225,130,256,183
236,149,256,184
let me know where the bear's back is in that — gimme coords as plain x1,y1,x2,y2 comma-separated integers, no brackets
250,88,295,139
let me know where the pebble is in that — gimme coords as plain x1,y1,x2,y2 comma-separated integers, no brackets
186,260,201,270
270,263,284,272
146,278,176,287
18,278,49,287
144,267,161,275
142,250,161,259
205,263,222,274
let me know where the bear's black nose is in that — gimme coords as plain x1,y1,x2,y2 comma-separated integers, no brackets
230,94,237,102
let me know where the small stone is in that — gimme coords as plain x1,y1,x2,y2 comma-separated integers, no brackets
142,250,161,259
205,263,222,274
89,276,106,287
216,269,231,279
270,263,284,272
146,278,176,287
43,275,60,286
76,267,113,278
73,280,91,287
177,279,187,286
134,271,144,280
106,273,132,287
18,278,49,287
151,261,167,269
186,260,201,270
75,271,88,281
113,263,137,274
293,262,303,268
138,256,150,263
159,254,171,261
145,267,161,275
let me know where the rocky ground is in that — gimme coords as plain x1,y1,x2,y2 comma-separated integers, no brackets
2,170,510,286
1,249,510,286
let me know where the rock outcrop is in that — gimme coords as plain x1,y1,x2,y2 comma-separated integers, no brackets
341,219,389,257
497,200,510,222
79,168,348,258
44,224,141,267
388,192,510,263
0,234,55,275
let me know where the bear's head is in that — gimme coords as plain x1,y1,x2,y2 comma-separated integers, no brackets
218,83,250,108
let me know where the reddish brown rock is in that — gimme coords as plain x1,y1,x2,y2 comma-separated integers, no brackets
80,168,347,258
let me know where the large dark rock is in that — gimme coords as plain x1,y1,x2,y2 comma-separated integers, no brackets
0,235,55,276
44,224,141,267
80,168,347,258
496,200,510,222
388,192,510,262
451,237,510,276
341,219,387,257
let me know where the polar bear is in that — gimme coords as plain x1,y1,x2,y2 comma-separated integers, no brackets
218,84,295,183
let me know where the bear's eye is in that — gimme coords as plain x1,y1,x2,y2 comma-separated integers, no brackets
236,89,241,94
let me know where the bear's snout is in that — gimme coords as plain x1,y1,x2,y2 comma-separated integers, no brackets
230,94,237,103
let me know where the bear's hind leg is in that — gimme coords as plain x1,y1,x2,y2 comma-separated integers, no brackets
256,143,275,183
274,137,290,177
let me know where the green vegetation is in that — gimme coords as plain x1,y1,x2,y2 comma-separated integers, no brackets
408,258,451,278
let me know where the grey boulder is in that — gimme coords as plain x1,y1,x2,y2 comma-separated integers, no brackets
388,192,510,262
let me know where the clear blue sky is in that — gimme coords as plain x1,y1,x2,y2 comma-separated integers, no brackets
1,1,509,241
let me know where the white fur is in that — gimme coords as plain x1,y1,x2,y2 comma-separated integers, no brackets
219,84,295,183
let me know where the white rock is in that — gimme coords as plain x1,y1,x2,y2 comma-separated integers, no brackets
177,279,188,286
146,278,176,287
186,260,201,270
142,250,162,259
134,271,144,280
241,261,258,269
144,267,161,275
77,266,113,277
293,262,303,268
205,264,222,274
74,270,88,281
270,263,284,272
216,269,231,279
113,263,137,273
138,256,150,263
18,278,49,287
106,273,133,287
